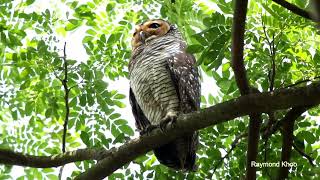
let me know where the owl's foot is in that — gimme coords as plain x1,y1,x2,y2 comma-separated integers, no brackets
140,124,158,136
159,111,178,132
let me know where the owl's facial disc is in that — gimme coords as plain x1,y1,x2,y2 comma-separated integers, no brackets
131,19,170,50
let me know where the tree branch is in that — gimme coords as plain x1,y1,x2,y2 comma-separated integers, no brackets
0,148,109,168
75,82,320,180
278,106,307,179
263,106,309,140
213,132,247,173
231,0,250,95
284,76,320,88
61,42,69,153
231,1,263,179
311,0,320,23
293,143,315,166
271,0,316,21
59,42,70,179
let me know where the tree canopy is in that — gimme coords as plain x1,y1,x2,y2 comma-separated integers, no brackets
0,0,319,179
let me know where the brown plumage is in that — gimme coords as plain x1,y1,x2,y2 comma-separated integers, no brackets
129,19,200,171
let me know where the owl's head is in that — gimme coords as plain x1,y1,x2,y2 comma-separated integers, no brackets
131,19,172,50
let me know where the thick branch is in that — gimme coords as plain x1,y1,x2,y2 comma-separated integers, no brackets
272,0,315,21
312,0,320,22
75,82,320,180
231,0,250,95
278,107,308,179
0,148,109,168
231,1,262,179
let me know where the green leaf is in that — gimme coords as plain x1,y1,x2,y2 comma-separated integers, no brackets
69,19,80,25
114,119,127,125
119,124,134,136
80,131,90,146
109,113,121,120
79,94,86,106
113,94,125,99
186,44,204,54
113,100,126,108
8,33,22,46
106,3,115,11
297,131,316,144
207,148,221,159
111,124,120,137
113,133,125,143
26,0,35,5
94,80,108,93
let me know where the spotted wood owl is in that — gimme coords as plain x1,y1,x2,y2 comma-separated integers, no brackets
129,19,200,171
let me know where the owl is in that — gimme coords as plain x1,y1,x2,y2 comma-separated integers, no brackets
129,19,200,171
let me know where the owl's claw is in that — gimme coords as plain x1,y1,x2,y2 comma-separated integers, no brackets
159,111,178,132
140,124,158,136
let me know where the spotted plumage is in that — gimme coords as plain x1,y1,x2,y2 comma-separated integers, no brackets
129,19,200,171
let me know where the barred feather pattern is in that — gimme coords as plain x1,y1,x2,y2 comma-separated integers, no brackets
129,27,200,170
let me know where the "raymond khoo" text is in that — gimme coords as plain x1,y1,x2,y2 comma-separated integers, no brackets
251,161,297,168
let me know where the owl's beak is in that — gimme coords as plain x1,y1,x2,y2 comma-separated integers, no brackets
139,31,146,43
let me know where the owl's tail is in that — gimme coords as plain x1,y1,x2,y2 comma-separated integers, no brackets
153,131,198,171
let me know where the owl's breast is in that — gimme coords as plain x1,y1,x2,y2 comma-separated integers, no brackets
129,37,181,124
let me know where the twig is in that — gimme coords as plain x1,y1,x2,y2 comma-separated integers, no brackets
271,0,316,21
269,33,276,91
261,14,280,92
61,42,69,153
261,18,277,178
51,68,63,82
263,112,276,174
284,76,320,88
293,143,315,166
213,133,248,173
69,79,85,90
59,42,70,180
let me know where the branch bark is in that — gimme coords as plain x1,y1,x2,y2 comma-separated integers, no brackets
312,0,320,23
75,82,320,179
0,148,109,168
278,107,308,179
231,1,262,179
231,0,250,95
272,0,316,21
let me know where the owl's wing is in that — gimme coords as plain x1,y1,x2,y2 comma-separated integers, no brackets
129,88,151,134
167,45,201,113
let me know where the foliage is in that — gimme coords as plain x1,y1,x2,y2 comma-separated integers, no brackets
0,0,319,179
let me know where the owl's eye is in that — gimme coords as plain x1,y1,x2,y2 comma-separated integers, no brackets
149,23,160,29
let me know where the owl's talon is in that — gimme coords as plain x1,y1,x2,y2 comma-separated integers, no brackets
159,112,178,132
140,124,157,136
